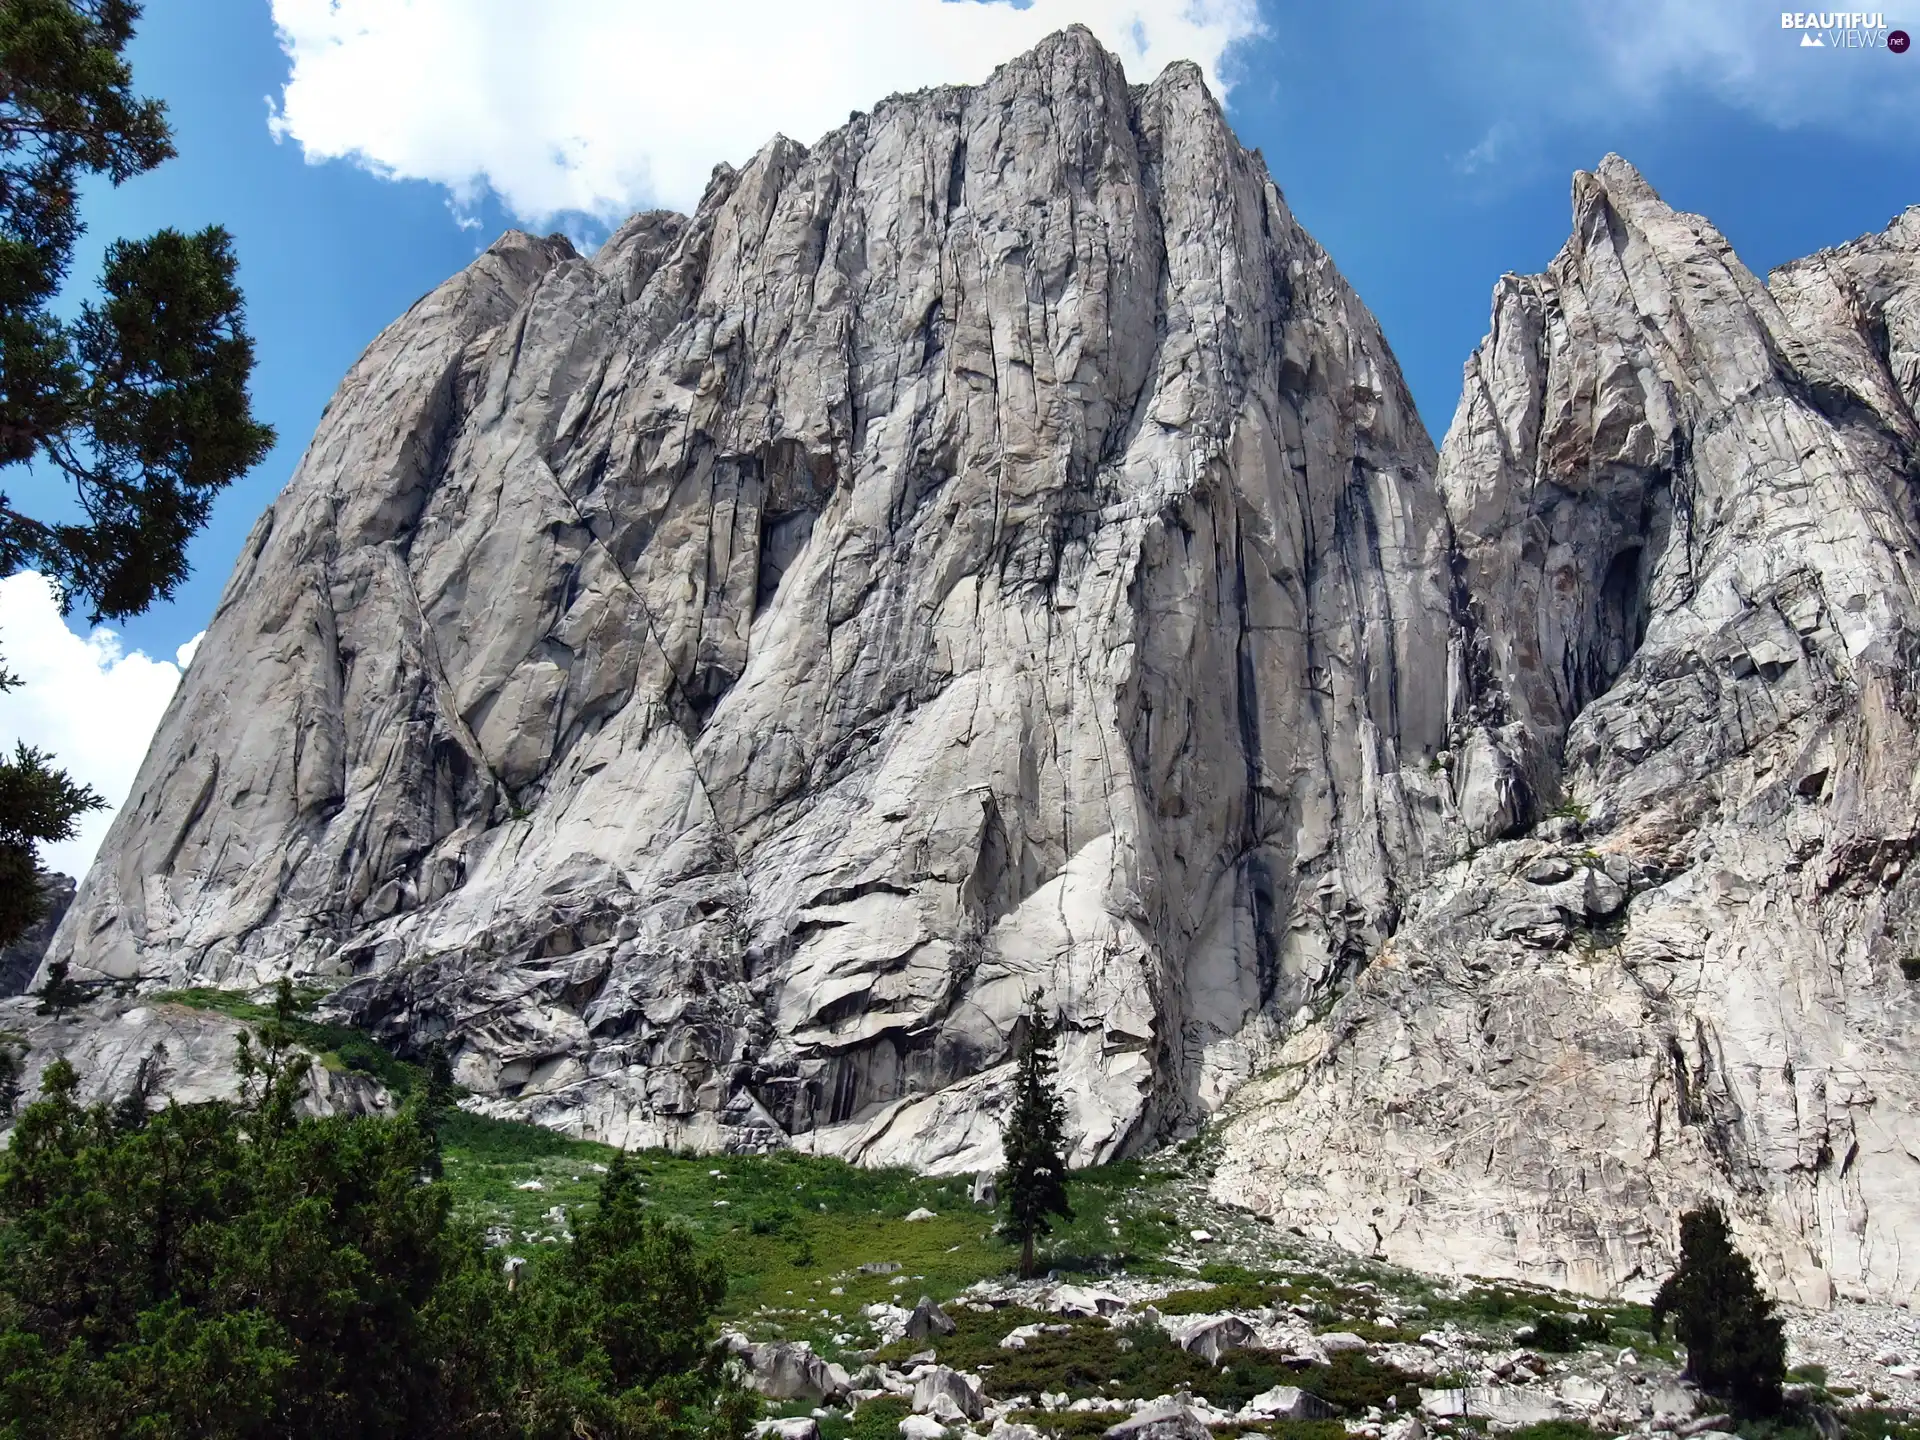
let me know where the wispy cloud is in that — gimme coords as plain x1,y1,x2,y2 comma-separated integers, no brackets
1455,121,1516,176
265,0,1265,229
1458,1,1909,137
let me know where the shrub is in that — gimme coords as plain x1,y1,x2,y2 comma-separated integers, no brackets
843,1397,912,1440
1506,1423,1600,1440
1294,1351,1424,1413
1651,1206,1786,1416
0,984,750,1440
1156,1282,1288,1315
1524,1311,1613,1351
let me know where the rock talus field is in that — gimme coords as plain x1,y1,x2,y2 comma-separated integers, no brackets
37,30,1920,1303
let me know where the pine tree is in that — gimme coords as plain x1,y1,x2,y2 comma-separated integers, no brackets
0,1002,752,1437
0,0,274,947
0,1045,21,1117
31,956,88,1016
0,743,101,947
998,992,1073,1278
1652,1204,1787,1416
513,1150,751,1440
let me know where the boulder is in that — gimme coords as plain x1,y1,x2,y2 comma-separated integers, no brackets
1651,1381,1699,1422
1237,1386,1336,1422
1001,1322,1071,1349
911,1367,983,1422
1315,1331,1369,1354
1104,1398,1214,1440
1418,1387,1562,1425
744,1342,849,1403
1557,1376,1608,1410
1049,1285,1127,1318
904,1296,955,1341
1174,1314,1255,1364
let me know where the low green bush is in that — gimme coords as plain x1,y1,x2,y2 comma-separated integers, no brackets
1506,1423,1600,1440
1524,1311,1614,1351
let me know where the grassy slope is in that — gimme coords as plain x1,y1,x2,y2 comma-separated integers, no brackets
152,990,1920,1440
151,990,1672,1345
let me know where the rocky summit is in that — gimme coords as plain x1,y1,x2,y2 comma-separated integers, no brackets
31,28,1920,1306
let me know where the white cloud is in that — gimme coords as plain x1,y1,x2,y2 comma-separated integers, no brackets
266,0,1264,226
0,574,196,880
1456,1,1912,141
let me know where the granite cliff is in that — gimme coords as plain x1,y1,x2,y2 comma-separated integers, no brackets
34,30,1920,1304
1216,162,1920,1308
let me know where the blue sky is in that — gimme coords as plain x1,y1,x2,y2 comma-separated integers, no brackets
2,0,1915,873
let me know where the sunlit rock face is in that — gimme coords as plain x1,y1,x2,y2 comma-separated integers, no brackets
46,29,1920,1306
50,28,1460,1174
1215,162,1920,1308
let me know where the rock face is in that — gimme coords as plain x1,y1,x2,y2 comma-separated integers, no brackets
0,994,390,1122
0,871,74,996
48,28,1459,1171
1214,161,1920,1306
40,30,1920,1305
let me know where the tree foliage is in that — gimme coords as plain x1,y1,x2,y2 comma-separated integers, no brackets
0,1046,20,1118
29,957,87,1016
0,0,273,946
0,0,274,619
998,992,1073,1279
1651,1205,1786,1416
0,981,749,1439
0,738,100,948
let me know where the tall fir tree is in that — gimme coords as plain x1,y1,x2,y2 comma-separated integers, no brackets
997,992,1073,1278
0,0,275,946
1651,1205,1787,1415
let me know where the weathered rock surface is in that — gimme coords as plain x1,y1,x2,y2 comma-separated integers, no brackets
911,1366,983,1422
1214,161,1920,1305
0,994,391,1122
49,27,1458,1171
1104,1398,1211,1440
0,872,73,997
35,23,1920,1308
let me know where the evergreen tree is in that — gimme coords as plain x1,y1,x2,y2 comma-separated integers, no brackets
997,992,1073,1279
0,1045,20,1118
1652,1204,1787,1416
0,745,100,947
513,1150,751,1440
30,957,87,1016
0,991,750,1438
0,0,274,947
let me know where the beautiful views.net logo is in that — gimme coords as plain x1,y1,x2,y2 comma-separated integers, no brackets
1780,11,1910,48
